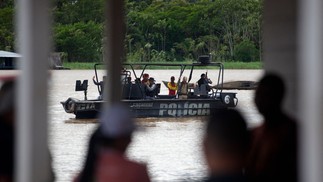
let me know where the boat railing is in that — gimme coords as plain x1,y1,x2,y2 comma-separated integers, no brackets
94,62,225,100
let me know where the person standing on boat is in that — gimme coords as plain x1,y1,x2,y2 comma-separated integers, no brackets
92,76,107,99
145,77,157,98
198,73,212,91
167,76,178,96
178,76,188,99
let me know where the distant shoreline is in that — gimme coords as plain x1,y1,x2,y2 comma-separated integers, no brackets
63,61,263,70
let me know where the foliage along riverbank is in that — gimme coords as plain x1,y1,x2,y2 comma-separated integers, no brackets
1,0,263,64
63,61,262,70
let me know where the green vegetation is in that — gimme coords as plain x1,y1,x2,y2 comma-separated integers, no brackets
223,61,262,69
63,62,97,70
0,0,14,51
0,0,263,66
64,61,262,70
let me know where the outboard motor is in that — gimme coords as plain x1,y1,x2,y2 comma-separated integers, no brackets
75,80,88,100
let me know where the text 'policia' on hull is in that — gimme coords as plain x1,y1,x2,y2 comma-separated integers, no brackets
61,56,238,119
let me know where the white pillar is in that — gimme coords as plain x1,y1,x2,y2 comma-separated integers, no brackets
298,0,323,182
16,0,52,182
263,0,297,115
103,0,125,104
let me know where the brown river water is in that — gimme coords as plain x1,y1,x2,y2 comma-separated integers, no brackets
1,69,264,182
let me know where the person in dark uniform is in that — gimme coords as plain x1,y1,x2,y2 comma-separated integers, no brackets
145,77,157,98
197,73,212,91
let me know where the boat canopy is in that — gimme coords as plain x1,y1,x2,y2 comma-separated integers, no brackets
0,50,21,58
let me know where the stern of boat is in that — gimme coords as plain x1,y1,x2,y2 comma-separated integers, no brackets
219,92,238,107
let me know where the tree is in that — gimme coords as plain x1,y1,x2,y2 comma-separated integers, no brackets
0,4,14,51
54,21,103,62
234,40,258,62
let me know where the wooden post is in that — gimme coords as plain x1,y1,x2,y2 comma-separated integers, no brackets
103,0,125,105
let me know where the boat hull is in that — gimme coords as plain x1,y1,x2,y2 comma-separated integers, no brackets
61,93,237,119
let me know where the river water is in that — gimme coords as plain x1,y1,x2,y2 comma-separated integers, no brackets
1,69,264,182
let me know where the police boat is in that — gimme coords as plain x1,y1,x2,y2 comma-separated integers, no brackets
61,56,238,119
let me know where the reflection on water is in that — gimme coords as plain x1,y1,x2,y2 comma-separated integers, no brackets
2,69,264,182
128,119,207,182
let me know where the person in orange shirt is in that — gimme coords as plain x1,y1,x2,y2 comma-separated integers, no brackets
167,76,178,96
75,104,150,182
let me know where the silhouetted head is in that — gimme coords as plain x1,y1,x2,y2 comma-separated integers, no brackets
98,104,136,153
170,76,175,82
201,73,206,78
203,109,249,174
205,109,249,156
255,73,285,116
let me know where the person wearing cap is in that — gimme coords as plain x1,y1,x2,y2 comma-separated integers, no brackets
75,104,150,182
145,77,157,98
197,73,212,92
167,76,178,96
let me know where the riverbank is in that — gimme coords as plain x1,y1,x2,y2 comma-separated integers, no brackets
63,61,262,70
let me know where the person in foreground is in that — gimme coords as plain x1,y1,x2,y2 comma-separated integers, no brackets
0,78,55,182
76,103,150,182
203,109,249,182
0,80,15,182
245,73,298,182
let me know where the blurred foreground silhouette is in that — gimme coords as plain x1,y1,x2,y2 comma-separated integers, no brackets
246,74,298,182
0,79,15,182
203,109,249,182
76,104,150,182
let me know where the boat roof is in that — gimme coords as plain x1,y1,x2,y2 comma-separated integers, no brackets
122,62,223,67
0,50,21,58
